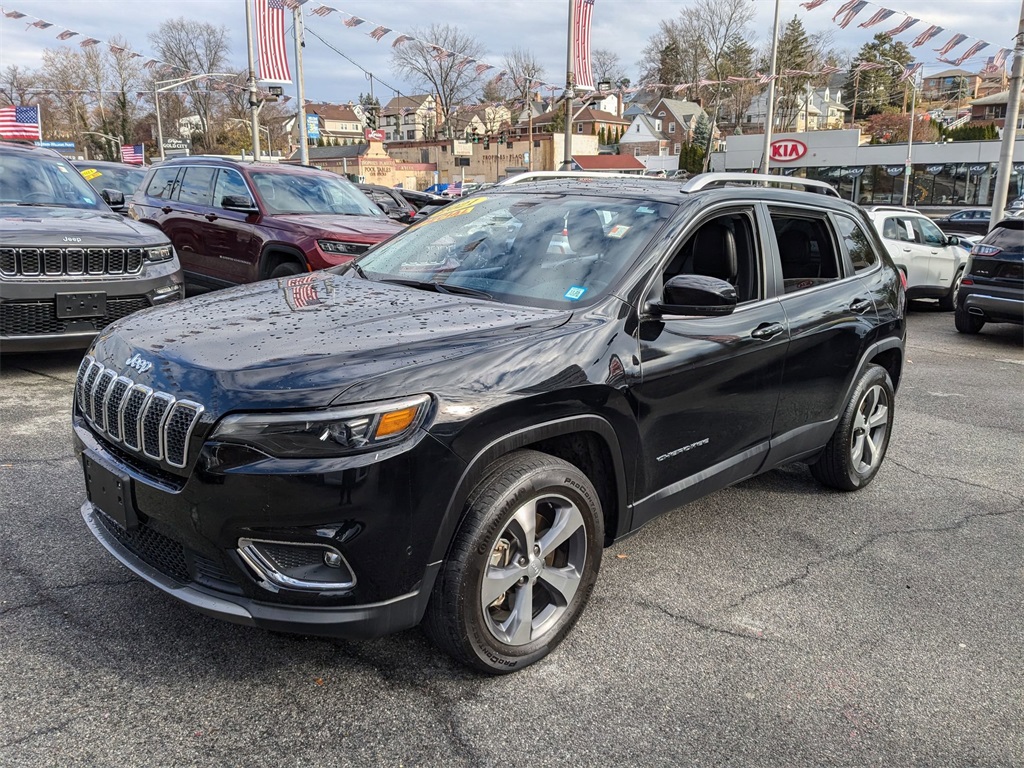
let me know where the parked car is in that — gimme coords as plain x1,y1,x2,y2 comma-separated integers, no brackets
0,141,183,352
130,157,403,290
424,183,449,195
396,187,450,209
74,172,905,673
932,208,994,237
864,205,966,310
357,183,417,223
954,217,1023,334
72,160,148,212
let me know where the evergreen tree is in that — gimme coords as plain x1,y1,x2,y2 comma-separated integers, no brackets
599,126,607,145
693,112,713,151
767,16,814,131
844,33,913,122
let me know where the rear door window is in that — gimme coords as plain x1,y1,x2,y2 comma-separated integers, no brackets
146,167,181,200
177,166,217,207
770,210,843,292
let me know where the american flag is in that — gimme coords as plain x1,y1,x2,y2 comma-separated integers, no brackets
799,0,828,9
30,20,53,29
934,33,968,57
884,17,918,37
911,25,944,48
286,275,322,309
833,0,868,29
255,0,291,83
573,0,595,91
368,26,391,41
858,9,895,29
391,35,413,48
343,16,365,27
475,63,493,75
0,105,41,140
899,62,923,82
310,5,335,16
982,48,1011,74
56,30,79,41
3,10,26,18
120,144,145,165
80,37,100,47
946,40,989,67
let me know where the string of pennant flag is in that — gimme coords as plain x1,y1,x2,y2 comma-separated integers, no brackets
801,0,1012,72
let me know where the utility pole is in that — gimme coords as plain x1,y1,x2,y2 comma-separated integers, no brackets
851,71,860,126
562,0,576,170
902,77,917,207
990,0,1024,227
244,0,262,160
293,4,308,164
759,0,781,174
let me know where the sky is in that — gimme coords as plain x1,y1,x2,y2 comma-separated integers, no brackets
0,0,1018,107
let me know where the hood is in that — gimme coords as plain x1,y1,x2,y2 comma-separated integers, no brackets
270,213,404,242
0,206,168,246
90,271,570,413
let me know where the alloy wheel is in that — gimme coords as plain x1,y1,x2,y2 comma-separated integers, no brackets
850,384,890,475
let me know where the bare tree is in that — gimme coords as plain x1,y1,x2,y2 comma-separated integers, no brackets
0,66,39,106
39,48,93,141
591,49,626,88
149,18,231,148
500,47,545,106
391,24,486,135
638,17,704,100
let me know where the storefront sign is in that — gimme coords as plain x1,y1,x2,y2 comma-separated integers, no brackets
885,166,904,177
365,128,386,142
968,163,989,174
843,167,865,178
769,138,808,162
925,165,944,175
452,140,473,157
306,114,320,140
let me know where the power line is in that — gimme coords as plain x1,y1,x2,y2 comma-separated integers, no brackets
303,24,403,100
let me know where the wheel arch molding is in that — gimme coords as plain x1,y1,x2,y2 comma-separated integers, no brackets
259,243,308,279
427,414,631,566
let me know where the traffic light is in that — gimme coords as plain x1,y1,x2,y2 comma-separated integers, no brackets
365,108,377,130
471,133,479,144
483,136,490,150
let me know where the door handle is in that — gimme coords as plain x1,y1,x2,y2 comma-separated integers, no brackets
902,248,912,253
161,206,173,214
205,213,218,222
850,298,873,314
751,322,785,340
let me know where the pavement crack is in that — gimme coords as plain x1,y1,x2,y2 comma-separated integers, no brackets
729,508,1020,610
888,458,1024,504
641,600,767,640
0,715,85,750
7,366,77,385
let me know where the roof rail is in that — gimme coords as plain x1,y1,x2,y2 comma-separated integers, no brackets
681,172,841,197
863,205,918,214
497,170,643,186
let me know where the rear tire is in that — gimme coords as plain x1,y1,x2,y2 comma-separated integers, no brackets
423,450,603,674
811,364,894,492
955,302,985,334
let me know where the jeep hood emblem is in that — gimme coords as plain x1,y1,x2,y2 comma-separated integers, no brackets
125,353,153,375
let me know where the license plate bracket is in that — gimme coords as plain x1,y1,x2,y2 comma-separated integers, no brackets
57,292,106,319
83,453,138,530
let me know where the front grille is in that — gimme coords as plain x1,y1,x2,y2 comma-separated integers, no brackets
0,246,144,277
0,296,149,336
95,508,189,583
77,355,204,468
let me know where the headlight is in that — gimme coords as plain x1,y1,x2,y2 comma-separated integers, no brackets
210,395,432,458
145,244,174,262
318,240,369,256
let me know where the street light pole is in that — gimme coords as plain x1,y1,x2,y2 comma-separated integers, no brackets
83,131,122,161
903,74,918,206
759,0,782,175
562,0,576,171
244,0,262,160
153,73,234,161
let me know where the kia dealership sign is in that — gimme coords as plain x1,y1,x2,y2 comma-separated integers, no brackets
769,138,808,162
365,128,386,142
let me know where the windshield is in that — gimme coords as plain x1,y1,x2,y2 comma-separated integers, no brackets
0,151,105,209
347,192,674,309
76,165,147,197
250,170,383,217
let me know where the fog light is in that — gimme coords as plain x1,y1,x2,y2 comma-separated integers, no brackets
324,551,343,567
236,538,356,593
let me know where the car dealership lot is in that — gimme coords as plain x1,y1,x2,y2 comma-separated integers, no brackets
1,308,1021,767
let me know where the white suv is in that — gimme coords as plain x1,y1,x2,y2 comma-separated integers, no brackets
863,206,966,310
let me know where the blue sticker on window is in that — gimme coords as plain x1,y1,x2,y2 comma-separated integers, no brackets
564,286,587,301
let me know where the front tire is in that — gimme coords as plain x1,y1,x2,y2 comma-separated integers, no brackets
424,450,603,674
938,267,963,311
269,261,304,278
811,364,894,491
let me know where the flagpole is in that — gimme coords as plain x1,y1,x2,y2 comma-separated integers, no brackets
990,0,1024,227
759,0,781,175
562,0,575,171
245,0,262,160
294,4,309,165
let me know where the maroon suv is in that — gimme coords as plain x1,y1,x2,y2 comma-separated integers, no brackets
130,158,403,288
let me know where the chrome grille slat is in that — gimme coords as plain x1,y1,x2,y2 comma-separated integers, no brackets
76,359,204,469
0,247,146,277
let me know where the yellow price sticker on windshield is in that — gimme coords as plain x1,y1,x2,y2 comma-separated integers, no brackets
422,196,487,224
80,168,102,181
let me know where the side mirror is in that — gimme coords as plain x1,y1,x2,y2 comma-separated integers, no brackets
946,234,960,246
221,195,259,213
100,188,125,211
651,274,738,317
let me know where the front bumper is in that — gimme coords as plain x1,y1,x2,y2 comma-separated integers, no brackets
73,418,466,638
83,501,439,638
0,260,183,352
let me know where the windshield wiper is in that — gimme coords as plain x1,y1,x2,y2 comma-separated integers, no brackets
12,202,74,207
377,277,492,300
349,262,368,279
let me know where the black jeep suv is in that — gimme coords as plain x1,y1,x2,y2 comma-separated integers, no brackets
954,217,1023,334
73,173,906,673
1,142,183,352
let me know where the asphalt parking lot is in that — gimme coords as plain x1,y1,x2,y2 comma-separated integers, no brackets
1,306,1021,767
